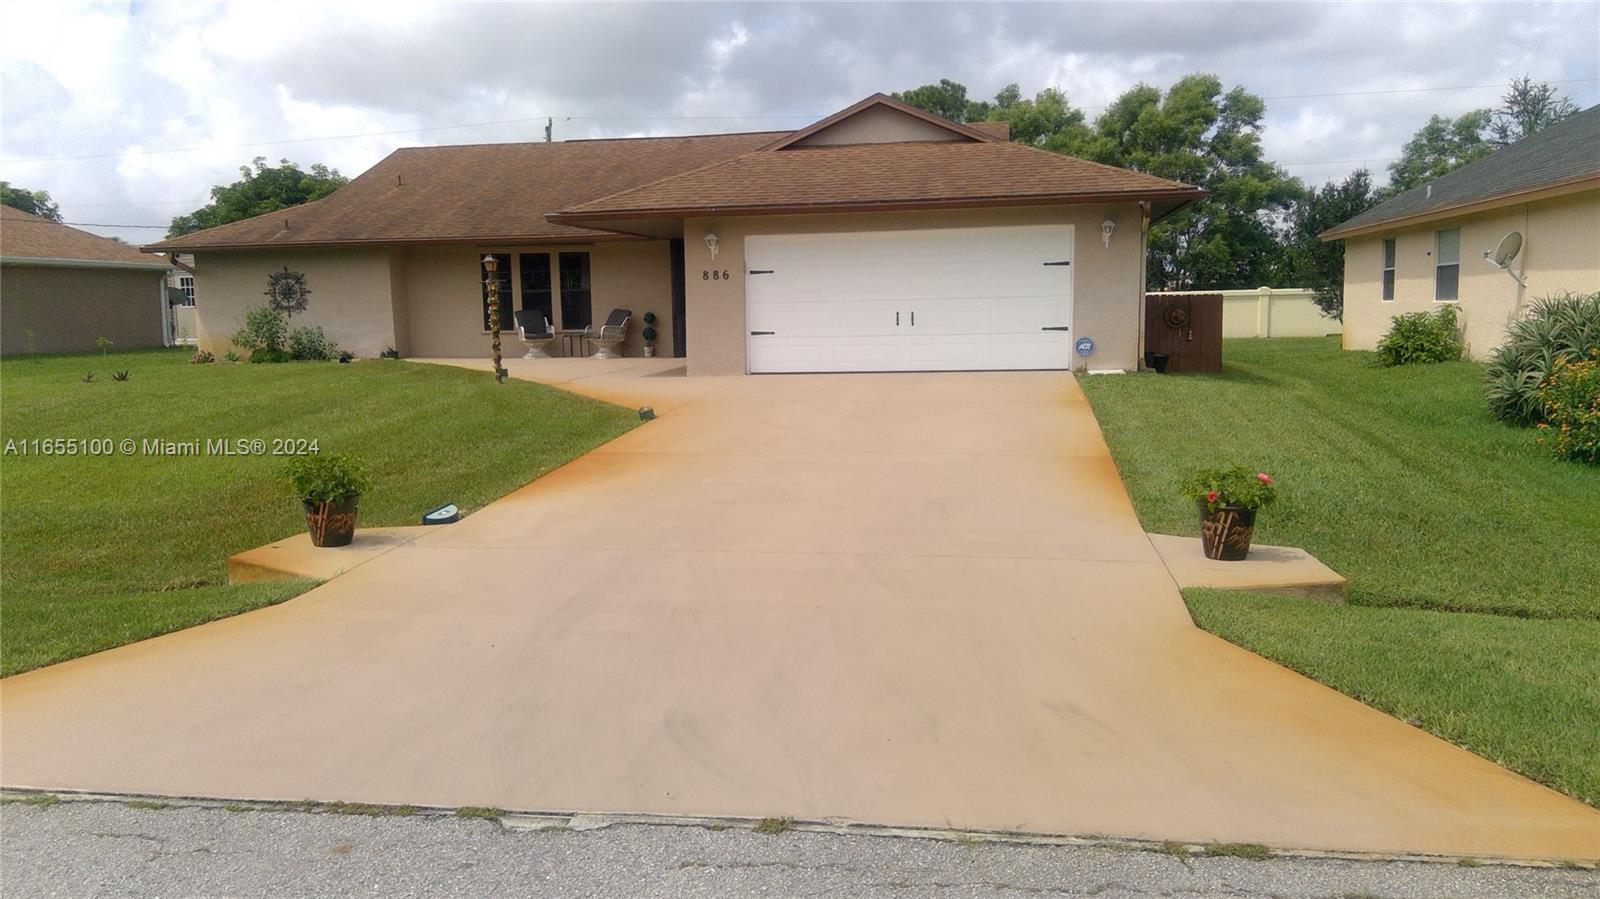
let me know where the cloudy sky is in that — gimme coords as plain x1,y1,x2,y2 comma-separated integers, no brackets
2,1,1597,244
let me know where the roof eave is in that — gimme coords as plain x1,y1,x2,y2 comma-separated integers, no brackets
548,188,1208,225
141,231,650,254
1,255,172,272
1319,173,1600,241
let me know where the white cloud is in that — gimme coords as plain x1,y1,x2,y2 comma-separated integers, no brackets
2,1,1596,243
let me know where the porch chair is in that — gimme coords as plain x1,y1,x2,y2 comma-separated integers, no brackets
588,308,632,359
513,310,555,359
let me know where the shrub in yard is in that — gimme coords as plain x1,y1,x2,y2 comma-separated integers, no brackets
288,325,338,361
222,351,241,363
1534,353,1600,464
249,348,292,364
231,305,289,357
189,349,215,364
1375,305,1462,366
1484,292,1600,425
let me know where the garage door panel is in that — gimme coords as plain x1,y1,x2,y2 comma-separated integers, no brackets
746,226,1073,373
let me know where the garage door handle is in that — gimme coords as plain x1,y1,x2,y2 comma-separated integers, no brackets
750,330,775,336
1041,326,1071,331
748,270,774,275
1043,261,1071,266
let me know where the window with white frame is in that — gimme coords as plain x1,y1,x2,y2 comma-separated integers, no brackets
1434,228,1460,302
179,275,196,306
1381,238,1395,301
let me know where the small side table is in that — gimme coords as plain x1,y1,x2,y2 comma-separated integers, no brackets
555,329,589,358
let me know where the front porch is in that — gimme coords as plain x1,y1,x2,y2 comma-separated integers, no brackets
410,355,732,412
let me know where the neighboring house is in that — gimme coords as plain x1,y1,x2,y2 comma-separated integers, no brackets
146,94,1203,374
1322,104,1600,359
1,205,173,355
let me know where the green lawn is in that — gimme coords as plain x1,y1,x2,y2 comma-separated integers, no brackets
1078,337,1600,805
0,349,638,676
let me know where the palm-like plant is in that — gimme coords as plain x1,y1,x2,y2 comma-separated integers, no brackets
1484,292,1600,425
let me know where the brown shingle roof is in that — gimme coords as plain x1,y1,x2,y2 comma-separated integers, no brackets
146,131,784,251
2,205,169,268
552,140,1202,221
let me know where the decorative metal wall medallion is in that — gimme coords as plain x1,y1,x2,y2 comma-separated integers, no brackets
264,267,311,315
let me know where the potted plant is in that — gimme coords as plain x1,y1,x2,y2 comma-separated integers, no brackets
1179,467,1278,561
285,453,371,547
641,312,658,357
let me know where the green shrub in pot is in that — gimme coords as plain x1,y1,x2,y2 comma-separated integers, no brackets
284,453,371,547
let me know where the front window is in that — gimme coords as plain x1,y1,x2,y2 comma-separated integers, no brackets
1381,238,1395,302
518,253,552,329
559,252,592,330
1434,229,1459,302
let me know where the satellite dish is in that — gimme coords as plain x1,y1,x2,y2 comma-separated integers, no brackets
1484,231,1526,286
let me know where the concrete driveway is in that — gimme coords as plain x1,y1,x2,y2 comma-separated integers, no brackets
3,363,1597,861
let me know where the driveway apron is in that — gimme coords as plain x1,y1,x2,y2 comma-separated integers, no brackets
2,367,1597,861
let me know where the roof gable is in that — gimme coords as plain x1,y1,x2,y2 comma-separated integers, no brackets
762,93,998,150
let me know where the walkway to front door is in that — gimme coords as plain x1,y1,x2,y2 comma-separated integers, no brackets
2,369,1596,861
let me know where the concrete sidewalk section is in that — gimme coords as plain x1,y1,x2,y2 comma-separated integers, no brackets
2,366,1596,862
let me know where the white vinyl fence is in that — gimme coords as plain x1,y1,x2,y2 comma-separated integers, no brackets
1148,287,1340,338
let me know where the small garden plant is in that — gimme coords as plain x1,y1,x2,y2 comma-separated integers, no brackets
1535,354,1600,464
1375,305,1462,366
232,305,290,362
1179,467,1278,511
284,453,371,505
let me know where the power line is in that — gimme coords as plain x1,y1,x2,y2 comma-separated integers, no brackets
6,77,1595,166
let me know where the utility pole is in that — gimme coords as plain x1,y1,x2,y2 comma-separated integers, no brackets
545,118,552,142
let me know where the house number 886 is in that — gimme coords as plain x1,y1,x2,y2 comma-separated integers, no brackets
702,269,730,280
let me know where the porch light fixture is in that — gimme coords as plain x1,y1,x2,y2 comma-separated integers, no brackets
481,254,499,273
1101,218,1116,249
705,231,720,259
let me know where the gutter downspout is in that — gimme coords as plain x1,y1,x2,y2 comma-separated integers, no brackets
1137,201,1151,370
158,274,173,348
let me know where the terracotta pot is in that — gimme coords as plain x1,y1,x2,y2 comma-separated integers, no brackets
1197,501,1256,561
304,496,359,547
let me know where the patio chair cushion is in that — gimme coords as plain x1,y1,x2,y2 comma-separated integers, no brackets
601,308,632,329
514,310,551,337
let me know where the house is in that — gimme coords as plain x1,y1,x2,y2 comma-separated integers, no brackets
1322,104,1600,359
1,205,174,355
146,94,1203,375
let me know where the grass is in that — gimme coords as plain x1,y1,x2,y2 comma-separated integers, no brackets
753,816,794,835
1077,338,1600,805
455,806,504,820
1200,842,1273,861
1,348,638,676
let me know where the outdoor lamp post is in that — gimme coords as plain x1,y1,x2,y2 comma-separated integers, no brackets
482,254,508,383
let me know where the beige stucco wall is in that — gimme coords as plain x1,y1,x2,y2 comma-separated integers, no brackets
0,264,166,355
683,204,1147,375
1341,190,1600,359
401,242,676,359
193,248,397,358
793,105,966,147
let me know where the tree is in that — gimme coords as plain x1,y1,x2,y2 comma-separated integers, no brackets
169,157,348,237
1490,75,1578,146
991,86,1091,150
0,182,62,221
1284,169,1379,320
1072,75,1303,290
1385,110,1493,195
890,79,992,123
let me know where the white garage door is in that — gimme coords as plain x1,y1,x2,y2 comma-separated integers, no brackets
745,225,1074,373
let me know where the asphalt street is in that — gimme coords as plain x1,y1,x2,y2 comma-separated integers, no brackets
3,800,1596,898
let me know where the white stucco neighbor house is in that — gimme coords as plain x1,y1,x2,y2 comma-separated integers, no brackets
1322,104,1599,360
